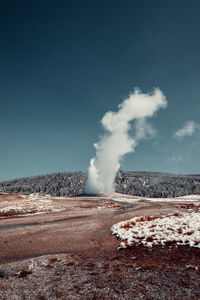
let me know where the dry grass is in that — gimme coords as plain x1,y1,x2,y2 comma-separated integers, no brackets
120,215,164,230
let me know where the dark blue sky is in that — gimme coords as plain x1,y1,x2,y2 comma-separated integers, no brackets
0,0,200,181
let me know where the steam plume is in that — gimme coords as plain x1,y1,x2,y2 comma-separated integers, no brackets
86,88,167,195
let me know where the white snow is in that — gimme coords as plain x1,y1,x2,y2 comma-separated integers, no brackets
109,193,200,203
108,193,140,203
111,204,200,249
0,193,64,218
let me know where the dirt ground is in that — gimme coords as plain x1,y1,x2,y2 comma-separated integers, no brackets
0,192,200,299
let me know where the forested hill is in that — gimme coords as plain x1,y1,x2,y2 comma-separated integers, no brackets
0,172,86,196
0,171,200,198
115,171,200,197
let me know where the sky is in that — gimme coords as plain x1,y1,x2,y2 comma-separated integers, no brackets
0,0,200,181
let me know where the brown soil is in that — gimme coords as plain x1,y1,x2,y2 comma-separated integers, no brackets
0,192,200,299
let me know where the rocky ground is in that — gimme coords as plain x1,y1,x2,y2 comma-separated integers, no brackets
0,192,200,299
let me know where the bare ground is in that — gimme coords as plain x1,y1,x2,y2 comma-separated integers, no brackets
0,192,200,299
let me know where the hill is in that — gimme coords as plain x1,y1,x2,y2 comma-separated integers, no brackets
0,171,200,197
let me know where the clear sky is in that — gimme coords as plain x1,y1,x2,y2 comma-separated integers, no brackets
0,0,200,181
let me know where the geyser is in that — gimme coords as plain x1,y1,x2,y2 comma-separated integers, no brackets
85,88,167,195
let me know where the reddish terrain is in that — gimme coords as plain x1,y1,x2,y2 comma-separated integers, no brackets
0,192,200,299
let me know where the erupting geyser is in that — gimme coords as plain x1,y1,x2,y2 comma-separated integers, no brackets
85,88,167,195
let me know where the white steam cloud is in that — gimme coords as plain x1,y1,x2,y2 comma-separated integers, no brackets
174,121,199,138
85,88,167,195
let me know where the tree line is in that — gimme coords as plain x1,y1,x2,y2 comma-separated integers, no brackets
0,171,199,198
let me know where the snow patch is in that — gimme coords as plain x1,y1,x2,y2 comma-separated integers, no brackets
0,193,64,218
109,193,200,203
111,204,200,249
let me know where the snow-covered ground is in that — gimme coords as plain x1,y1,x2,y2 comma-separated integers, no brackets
109,193,200,203
0,193,64,218
111,202,200,249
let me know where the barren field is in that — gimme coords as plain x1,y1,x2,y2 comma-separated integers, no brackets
0,191,200,299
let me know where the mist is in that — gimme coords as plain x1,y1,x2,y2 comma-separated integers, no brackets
85,88,167,195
